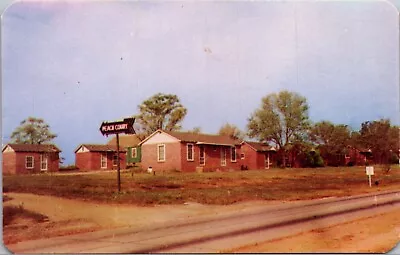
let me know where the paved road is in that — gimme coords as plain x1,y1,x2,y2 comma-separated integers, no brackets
7,190,400,253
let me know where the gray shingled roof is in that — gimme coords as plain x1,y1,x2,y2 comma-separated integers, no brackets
107,134,142,147
75,144,127,153
244,141,276,152
164,130,241,146
3,143,61,153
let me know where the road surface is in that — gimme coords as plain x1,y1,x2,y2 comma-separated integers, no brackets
7,190,400,253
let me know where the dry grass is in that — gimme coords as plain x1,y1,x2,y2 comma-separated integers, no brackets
3,205,48,226
3,166,400,205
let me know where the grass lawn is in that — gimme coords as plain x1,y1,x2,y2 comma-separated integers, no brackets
3,166,400,205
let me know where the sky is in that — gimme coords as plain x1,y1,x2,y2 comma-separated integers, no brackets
1,0,399,165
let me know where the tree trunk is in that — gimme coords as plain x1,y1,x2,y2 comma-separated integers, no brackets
282,149,286,168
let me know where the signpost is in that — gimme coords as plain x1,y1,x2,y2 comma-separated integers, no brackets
365,166,374,187
100,118,135,137
100,117,135,192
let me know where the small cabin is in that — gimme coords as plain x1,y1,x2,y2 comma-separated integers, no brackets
107,135,142,167
2,143,61,174
75,144,127,171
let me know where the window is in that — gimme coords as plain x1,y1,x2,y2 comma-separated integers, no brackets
199,145,205,165
158,144,165,162
40,154,48,171
113,154,118,166
187,144,194,161
131,148,137,158
240,153,245,160
101,153,107,168
231,147,237,162
221,148,227,166
26,156,34,169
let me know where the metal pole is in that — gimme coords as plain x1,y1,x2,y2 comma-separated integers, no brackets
116,133,121,193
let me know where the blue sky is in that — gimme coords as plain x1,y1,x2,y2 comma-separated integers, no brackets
1,0,399,165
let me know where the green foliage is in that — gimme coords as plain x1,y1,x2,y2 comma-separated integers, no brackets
284,141,324,168
247,90,310,166
304,150,325,168
218,123,244,140
389,153,399,164
59,165,78,171
135,93,187,135
188,126,202,134
310,121,351,166
10,117,57,144
357,119,399,164
247,90,310,148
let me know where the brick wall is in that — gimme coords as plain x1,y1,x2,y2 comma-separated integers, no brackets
141,142,243,173
141,142,181,172
106,152,126,170
5,152,60,174
180,142,198,172
2,152,16,174
347,148,367,166
76,152,126,171
76,152,93,171
191,144,241,172
240,144,275,170
15,153,33,174
240,144,259,170
256,152,267,169
48,153,60,172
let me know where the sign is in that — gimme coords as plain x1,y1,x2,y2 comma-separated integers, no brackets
366,166,374,176
99,117,136,193
100,118,135,136
365,166,374,187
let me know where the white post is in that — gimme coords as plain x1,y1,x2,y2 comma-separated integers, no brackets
267,153,270,169
366,166,374,187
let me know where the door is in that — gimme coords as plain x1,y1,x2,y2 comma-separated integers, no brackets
221,148,227,166
265,153,270,169
199,145,205,165
40,154,48,171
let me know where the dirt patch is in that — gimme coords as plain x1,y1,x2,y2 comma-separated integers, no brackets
3,218,100,245
227,208,400,253
4,192,399,252
2,192,282,245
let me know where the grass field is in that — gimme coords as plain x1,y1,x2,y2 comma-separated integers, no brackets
3,166,400,205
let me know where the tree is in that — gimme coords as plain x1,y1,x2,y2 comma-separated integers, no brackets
357,119,399,165
188,127,202,134
309,121,351,166
10,117,57,144
247,90,310,167
135,93,187,135
218,123,244,140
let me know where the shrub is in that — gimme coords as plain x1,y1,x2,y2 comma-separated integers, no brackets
347,161,355,167
390,154,399,164
303,150,324,168
59,165,78,171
